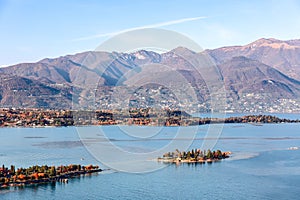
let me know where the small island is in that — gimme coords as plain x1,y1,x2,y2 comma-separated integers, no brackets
158,149,231,164
0,164,102,189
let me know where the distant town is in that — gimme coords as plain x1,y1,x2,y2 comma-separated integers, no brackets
0,108,299,127
225,94,300,113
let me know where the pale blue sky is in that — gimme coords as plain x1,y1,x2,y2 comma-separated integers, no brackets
0,0,300,66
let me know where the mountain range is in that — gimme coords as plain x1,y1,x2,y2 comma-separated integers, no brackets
1,38,300,112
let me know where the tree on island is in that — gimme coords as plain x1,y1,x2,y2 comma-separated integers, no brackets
191,149,195,158
216,150,223,159
206,149,213,159
186,151,191,159
49,166,56,177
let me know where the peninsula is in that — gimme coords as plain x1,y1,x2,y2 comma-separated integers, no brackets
0,164,101,189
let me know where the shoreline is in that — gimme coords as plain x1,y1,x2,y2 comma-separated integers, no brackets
0,121,299,129
0,169,102,189
0,108,299,128
157,158,224,164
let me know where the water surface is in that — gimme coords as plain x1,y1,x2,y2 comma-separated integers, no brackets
0,121,300,199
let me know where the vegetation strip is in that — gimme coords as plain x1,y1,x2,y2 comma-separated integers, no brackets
0,108,299,127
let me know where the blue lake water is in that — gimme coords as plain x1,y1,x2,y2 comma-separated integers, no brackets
0,120,300,199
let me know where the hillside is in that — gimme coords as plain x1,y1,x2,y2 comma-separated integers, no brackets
1,38,300,112
207,38,300,80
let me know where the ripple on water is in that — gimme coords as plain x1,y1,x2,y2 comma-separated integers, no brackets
227,152,260,161
32,141,84,149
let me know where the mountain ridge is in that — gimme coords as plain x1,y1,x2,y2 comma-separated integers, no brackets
207,38,300,80
1,38,300,112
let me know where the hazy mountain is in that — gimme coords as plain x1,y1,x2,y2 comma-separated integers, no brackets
218,56,300,99
207,38,300,80
0,73,72,108
0,38,300,111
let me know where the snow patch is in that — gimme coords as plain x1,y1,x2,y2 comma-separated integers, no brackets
267,80,274,84
135,53,146,59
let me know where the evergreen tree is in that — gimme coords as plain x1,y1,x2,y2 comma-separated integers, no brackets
49,166,56,177
207,149,213,159
216,150,223,158
186,151,191,159
10,165,15,175
191,149,195,158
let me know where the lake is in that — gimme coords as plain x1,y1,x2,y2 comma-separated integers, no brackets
0,117,300,199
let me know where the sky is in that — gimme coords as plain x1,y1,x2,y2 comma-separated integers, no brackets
0,0,300,66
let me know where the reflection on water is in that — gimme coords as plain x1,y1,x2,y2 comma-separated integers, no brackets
32,141,84,149
227,152,260,161
24,136,47,139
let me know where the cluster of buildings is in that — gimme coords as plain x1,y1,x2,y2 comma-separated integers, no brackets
0,108,73,127
93,86,300,114
225,93,300,113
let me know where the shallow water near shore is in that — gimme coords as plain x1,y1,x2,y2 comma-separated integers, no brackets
0,118,300,199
